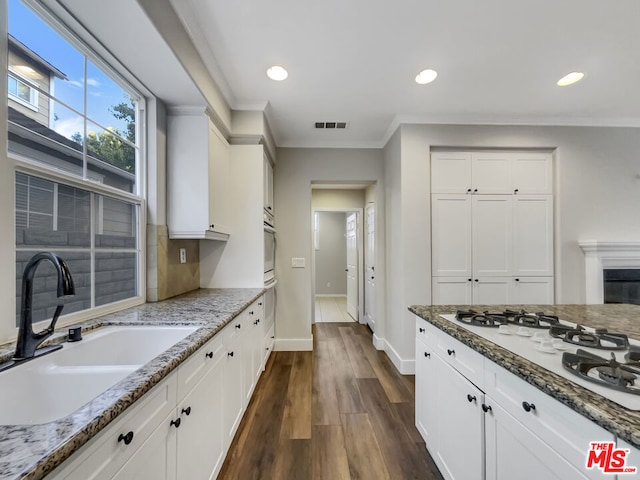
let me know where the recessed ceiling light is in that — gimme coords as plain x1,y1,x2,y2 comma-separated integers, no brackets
267,65,288,81
415,69,438,85
557,72,584,87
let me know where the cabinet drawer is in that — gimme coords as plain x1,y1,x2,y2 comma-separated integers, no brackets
484,360,614,479
416,317,438,348
431,325,485,390
51,371,177,480
264,323,275,359
223,311,247,346
177,332,224,399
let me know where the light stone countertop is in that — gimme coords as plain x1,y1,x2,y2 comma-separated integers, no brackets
0,288,264,480
409,303,640,450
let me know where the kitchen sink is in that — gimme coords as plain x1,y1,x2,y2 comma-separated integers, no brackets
0,325,198,425
52,325,199,366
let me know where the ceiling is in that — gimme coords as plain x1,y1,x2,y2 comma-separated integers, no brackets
168,0,640,148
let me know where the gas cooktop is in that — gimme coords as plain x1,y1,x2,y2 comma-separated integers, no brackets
440,313,640,410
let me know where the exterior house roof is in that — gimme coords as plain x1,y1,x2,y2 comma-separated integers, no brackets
8,34,67,80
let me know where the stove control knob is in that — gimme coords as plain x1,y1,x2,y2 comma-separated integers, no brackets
522,401,536,413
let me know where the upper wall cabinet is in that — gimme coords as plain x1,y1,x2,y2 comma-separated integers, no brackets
167,109,231,241
431,151,553,195
263,155,274,216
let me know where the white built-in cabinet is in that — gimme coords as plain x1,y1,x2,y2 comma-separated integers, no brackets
431,151,554,305
50,296,271,480
167,108,231,241
263,155,274,216
415,317,614,480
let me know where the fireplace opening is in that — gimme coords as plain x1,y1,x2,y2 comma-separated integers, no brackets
603,269,640,305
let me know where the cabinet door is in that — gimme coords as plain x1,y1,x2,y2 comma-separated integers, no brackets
431,152,472,194
264,155,274,214
415,338,438,454
432,195,472,276
473,277,511,305
485,399,591,480
434,356,484,480
472,195,512,276
176,352,225,480
208,123,231,235
510,277,554,304
223,335,244,448
512,195,553,276
245,308,263,401
112,417,176,480
511,152,552,194
432,277,473,305
471,152,512,194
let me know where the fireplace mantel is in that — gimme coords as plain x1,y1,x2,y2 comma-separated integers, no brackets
579,241,640,304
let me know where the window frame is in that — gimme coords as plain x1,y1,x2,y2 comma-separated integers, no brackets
4,0,148,340
7,67,39,111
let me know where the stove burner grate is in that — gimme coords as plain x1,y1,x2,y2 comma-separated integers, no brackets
455,310,508,327
550,325,629,350
562,349,640,395
503,309,559,329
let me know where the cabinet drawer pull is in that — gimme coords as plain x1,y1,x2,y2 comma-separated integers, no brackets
235,324,241,329
228,351,234,357
424,352,430,358
210,224,215,229
514,188,519,194
249,311,254,315
254,319,260,325
118,431,134,445
170,418,181,428
467,394,476,403
419,327,425,333
473,188,478,193
447,349,455,356
522,401,536,412
181,406,192,416
466,188,472,193
482,404,492,413
259,302,263,306
205,352,213,359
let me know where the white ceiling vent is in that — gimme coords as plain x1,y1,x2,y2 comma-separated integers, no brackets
315,122,348,129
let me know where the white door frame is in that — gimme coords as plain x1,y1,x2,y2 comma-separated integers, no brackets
311,207,364,324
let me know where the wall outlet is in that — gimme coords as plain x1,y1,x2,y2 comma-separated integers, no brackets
179,248,187,264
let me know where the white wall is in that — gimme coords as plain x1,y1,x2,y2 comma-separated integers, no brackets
314,212,347,296
275,148,384,349
387,123,640,371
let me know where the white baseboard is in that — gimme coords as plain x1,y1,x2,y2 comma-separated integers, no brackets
274,336,314,351
372,333,385,350
385,341,415,375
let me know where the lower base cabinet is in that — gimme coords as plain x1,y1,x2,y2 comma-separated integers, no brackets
50,296,267,480
415,316,615,480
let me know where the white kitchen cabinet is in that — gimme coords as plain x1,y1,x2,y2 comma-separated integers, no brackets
512,195,554,276
175,348,225,480
509,277,554,304
167,109,231,241
431,195,472,277
432,277,474,305
435,357,484,480
51,299,269,480
472,195,512,276
415,336,438,453
244,301,264,402
49,372,178,480
473,277,511,305
484,398,591,480
223,316,245,449
431,151,553,195
616,439,640,477
415,316,615,480
263,155,274,215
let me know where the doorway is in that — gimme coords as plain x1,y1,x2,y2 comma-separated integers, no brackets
312,208,364,324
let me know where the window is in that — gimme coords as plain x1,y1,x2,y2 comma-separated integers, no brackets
8,70,38,109
8,0,145,326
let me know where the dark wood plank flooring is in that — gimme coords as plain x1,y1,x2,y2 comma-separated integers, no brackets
217,322,443,480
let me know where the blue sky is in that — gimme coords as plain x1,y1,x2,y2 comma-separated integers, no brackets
8,0,133,140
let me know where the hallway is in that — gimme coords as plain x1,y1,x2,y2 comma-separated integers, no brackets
218,322,443,479
315,296,356,323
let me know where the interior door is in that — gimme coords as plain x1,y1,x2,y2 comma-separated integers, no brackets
364,205,375,330
346,212,358,321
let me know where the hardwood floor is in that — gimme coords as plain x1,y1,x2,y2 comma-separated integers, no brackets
315,296,356,323
217,322,443,480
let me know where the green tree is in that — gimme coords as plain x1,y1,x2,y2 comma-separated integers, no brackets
72,97,136,172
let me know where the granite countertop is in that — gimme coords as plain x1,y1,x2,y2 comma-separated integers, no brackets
0,288,264,480
409,303,640,450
